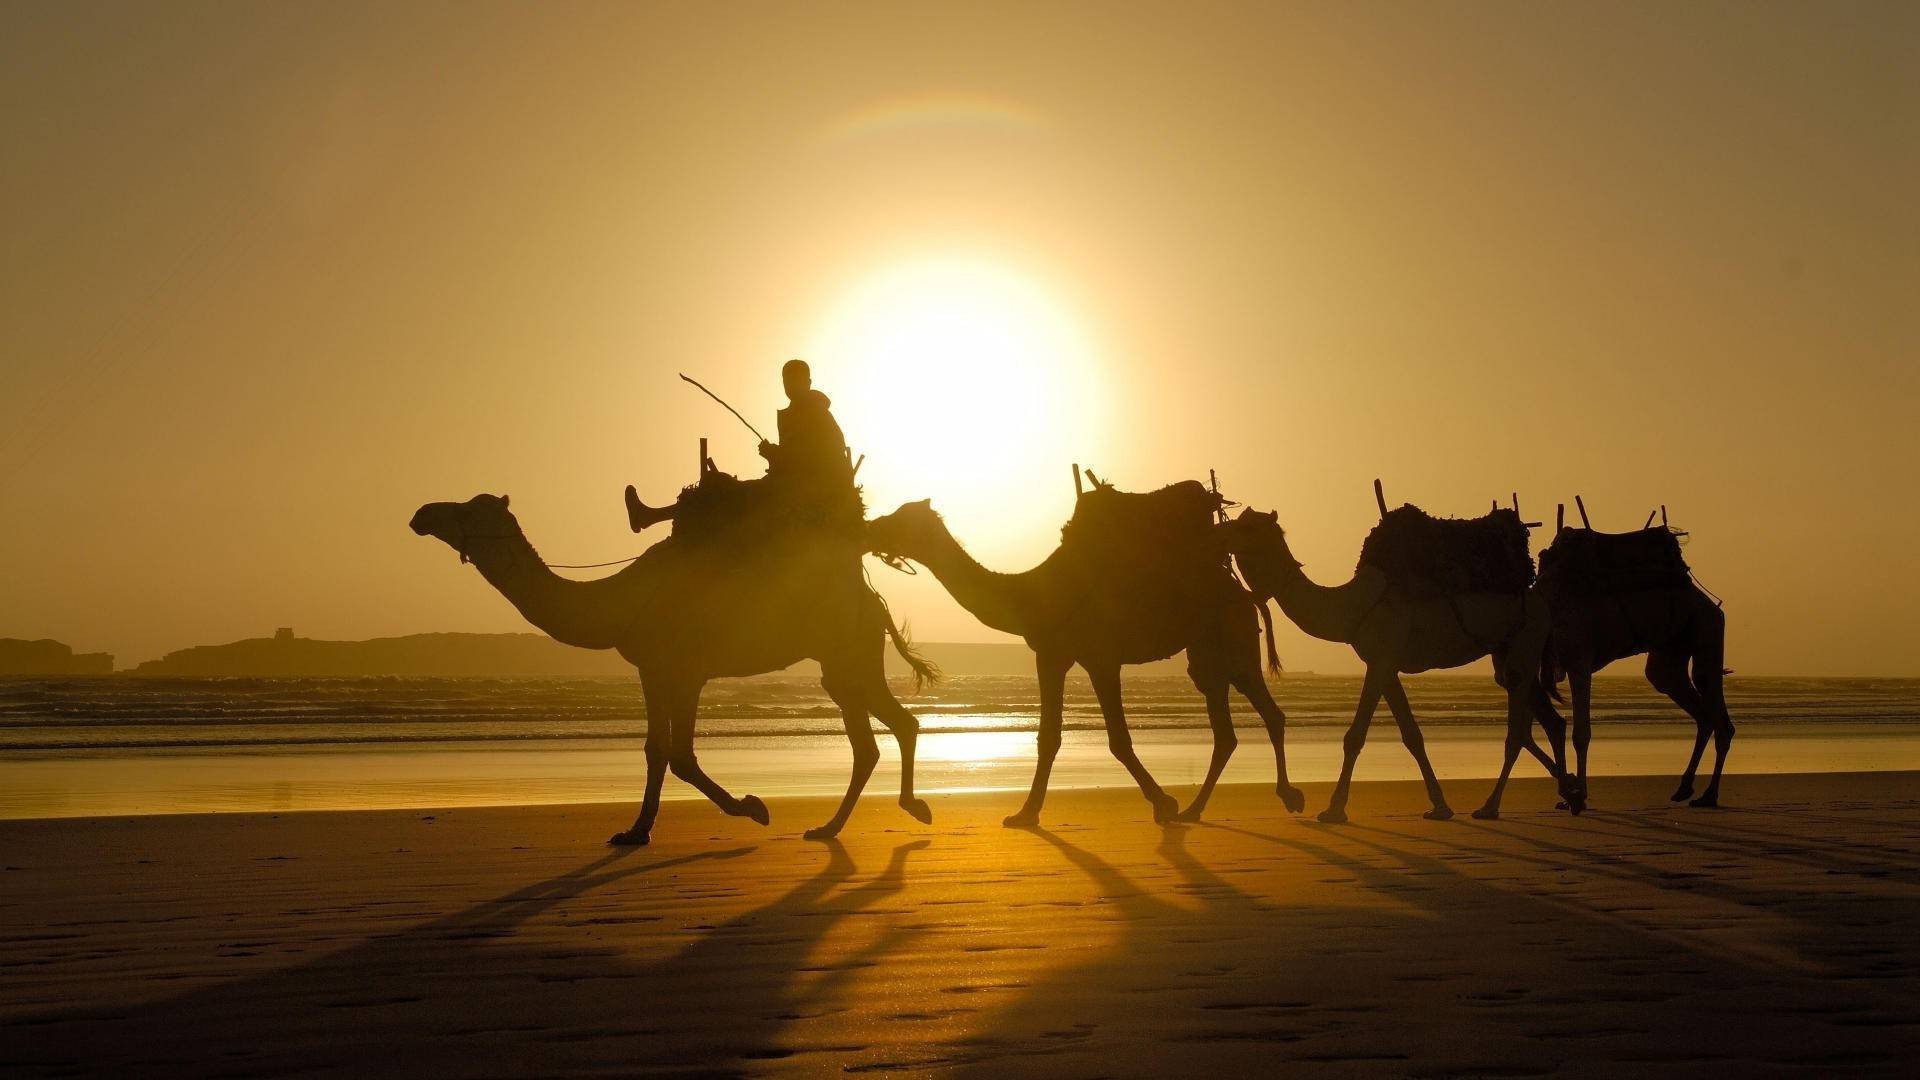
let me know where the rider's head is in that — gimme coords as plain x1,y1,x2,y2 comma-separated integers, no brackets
781,358,811,400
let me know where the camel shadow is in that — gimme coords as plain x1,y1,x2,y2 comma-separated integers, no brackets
14,839,932,1076
936,815,1917,1075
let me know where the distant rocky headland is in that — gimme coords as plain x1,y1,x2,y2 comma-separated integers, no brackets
0,639,114,676
6,629,1187,679
129,632,1185,678
131,629,635,677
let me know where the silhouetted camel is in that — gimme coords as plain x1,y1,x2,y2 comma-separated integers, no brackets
867,500,1304,826
1535,544,1735,808
411,494,933,843
1221,509,1584,821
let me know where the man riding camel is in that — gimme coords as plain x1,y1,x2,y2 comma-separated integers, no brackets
759,359,854,490
625,359,857,533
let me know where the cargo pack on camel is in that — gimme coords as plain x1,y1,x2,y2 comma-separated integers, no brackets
1357,504,1534,598
1537,523,1690,597
1059,474,1225,566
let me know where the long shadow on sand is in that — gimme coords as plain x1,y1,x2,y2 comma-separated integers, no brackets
14,839,932,1077
933,816,1917,1076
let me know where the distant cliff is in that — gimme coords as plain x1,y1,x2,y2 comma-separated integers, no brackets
0,639,114,676
132,631,633,677
126,630,1191,679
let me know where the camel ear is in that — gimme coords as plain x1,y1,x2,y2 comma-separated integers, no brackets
1261,510,1277,524
500,494,510,509
912,499,932,510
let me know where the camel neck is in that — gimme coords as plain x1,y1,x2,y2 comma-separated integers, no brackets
1248,547,1371,646
465,532,632,650
910,525,1037,638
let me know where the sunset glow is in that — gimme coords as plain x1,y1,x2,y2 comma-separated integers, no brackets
813,257,1104,542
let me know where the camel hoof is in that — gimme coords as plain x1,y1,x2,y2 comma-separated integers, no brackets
738,795,770,826
1316,808,1348,825
607,830,650,846
803,825,840,841
1555,801,1568,810
1689,793,1720,809
1172,806,1205,824
1670,784,1695,803
900,797,933,825
1471,806,1500,821
1278,784,1306,814
1423,806,1454,821
1149,793,1180,824
1002,811,1040,829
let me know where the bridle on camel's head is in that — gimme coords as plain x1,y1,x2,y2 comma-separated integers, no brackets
451,526,522,566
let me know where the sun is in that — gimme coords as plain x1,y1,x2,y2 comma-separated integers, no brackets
809,256,1105,552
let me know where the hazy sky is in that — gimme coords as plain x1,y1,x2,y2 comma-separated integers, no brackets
3,2,1915,674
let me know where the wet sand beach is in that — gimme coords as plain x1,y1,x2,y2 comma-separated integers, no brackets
5,772,1916,1077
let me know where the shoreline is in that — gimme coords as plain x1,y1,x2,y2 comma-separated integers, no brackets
7,720,1920,821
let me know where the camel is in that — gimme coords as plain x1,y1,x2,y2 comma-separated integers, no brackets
866,499,1305,827
1533,525,1735,808
1219,508,1585,822
409,493,934,844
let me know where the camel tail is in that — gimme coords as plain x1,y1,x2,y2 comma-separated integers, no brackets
1540,645,1565,705
1259,600,1283,675
879,595,942,692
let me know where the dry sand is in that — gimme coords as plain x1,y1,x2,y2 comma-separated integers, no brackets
3,773,1916,1077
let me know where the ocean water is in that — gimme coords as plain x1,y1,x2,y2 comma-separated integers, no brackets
2,674,1917,819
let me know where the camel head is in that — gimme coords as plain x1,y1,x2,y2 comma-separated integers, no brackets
409,494,519,564
1220,507,1302,596
866,499,947,568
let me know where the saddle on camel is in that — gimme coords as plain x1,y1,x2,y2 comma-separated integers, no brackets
1357,503,1536,600
1060,475,1227,575
1056,473,1242,642
1536,518,1691,598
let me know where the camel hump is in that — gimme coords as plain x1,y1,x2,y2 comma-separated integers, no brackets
1539,525,1691,596
1060,479,1223,556
1358,505,1535,598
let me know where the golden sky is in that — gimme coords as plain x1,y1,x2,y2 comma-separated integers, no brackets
2,2,1915,673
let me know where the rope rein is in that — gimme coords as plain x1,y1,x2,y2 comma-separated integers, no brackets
451,531,645,571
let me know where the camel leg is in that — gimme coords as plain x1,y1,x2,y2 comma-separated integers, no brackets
1570,667,1594,795
1174,669,1236,823
1535,684,1569,773
1005,653,1072,828
1382,674,1451,820
665,682,769,827
1688,633,1735,809
1223,632,1305,814
866,673,932,825
609,679,672,845
1536,673,1579,810
1475,678,1575,819
1088,663,1179,824
806,668,878,841
1320,666,1387,824
1649,649,1714,803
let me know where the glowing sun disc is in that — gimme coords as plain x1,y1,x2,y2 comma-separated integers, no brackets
809,258,1104,551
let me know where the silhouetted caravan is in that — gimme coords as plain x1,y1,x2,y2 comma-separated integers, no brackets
1222,483,1585,822
1534,501,1734,807
868,470,1304,827
410,490,934,845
